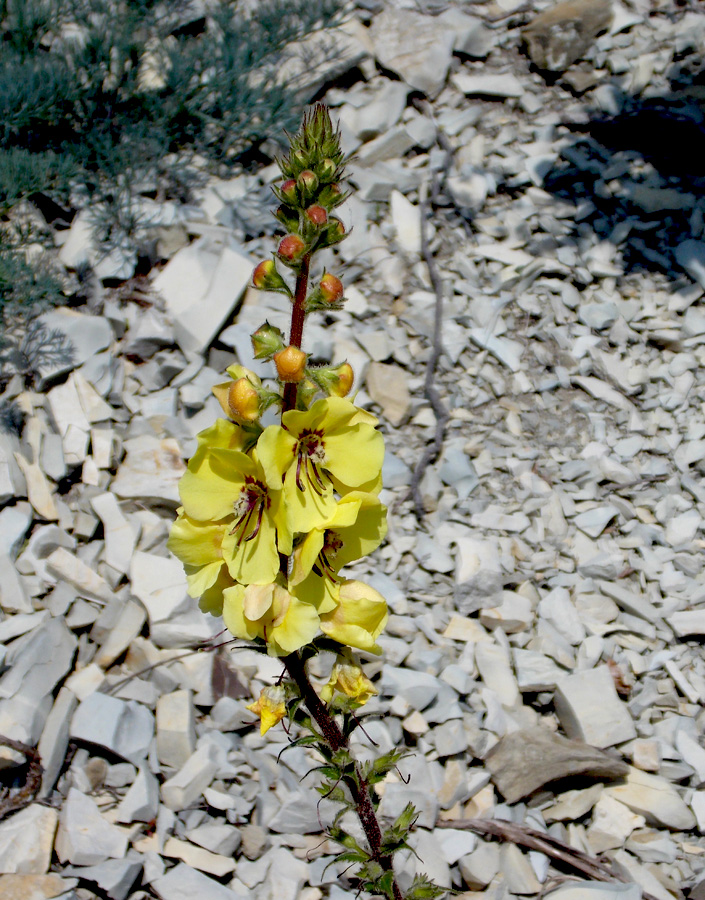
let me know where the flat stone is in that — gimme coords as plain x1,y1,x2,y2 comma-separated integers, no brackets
45,546,115,603
523,0,613,73
587,794,645,853
0,804,58,874
545,884,641,900
55,788,129,865
94,598,147,669
162,837,235,877
544,783,604,822
111,435,185,505
130,551,191,624
667,609,705,637
90,492,138,575
486,726,628,803
0,874,78,900
573,505,619,538
161,744,219,811
554,666,636,748
35,307,113,387
152,862,240,900
452,73,524,98
458,841,500,889
153,236,253,354
64,858,143,900
156,689,197,769
605,767,696,831
390,190,421,256
366,362,411,426
116,766,159,824
37,687,77,798
0,502,33,560
71,692,154,764
675,239,705,290
368,8,455,98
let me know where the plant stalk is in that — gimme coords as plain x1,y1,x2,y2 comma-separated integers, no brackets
280,264,404,900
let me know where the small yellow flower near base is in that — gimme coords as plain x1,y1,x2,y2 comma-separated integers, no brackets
247,685,287,735
319,580,388,653
320,659,377,706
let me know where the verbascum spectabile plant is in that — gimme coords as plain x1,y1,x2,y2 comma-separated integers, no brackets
168,105,445,900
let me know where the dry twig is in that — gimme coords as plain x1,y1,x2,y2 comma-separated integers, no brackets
437,817,660,900
402,106,454,520
0,734,43,821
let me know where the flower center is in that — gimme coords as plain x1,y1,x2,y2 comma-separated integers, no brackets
294,429,329,495
318,530,343,579
230,477,269,544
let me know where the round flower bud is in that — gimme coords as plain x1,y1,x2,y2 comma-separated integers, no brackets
306,205,328,226
280,179,298,203
318,158,338,181
252,259,289,293
274,345,307,383
297,169,319,198
227,378,260,423
277,234,306,262
320,273,343,304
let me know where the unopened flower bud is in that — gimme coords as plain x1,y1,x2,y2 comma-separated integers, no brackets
277,234,306,263
332,362,354,397
305,205,328,226
274,345,307,383
279,179,298,203
251,321,284,360
318,158,338,182
320,273,343,304
212,377,260,423
297,169,319,198
252,259,289,293
322,217,346,246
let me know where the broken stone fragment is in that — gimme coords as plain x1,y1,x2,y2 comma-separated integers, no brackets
523,0,614,74
485,726,629,803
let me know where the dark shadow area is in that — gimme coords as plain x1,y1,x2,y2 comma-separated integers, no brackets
534,53,705,282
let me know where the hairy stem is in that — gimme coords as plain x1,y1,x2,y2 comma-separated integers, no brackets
280,271,404,900
282,253,311,412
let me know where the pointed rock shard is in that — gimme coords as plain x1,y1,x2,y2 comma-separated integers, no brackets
486,726,628,803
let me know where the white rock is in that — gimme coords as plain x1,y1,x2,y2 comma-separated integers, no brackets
130,551,191,624
667,610,705,637
38,687,77,798
675,239,705,289
573,505,619,538
63,858,143,900
470,506,529,533
554,666,636,748
157,689,197,769
0,502,32,559
368,8,455,98
0,804,58,873
94,598,147,669
605,767,696,830
538,587,585,645
152,862,237,900
545,883,641,900
71,693,154,764
161,744,219,811
111,435,185,505
390,190,421,256
153,236,253,354
55,788,128,865
664,508,700,547
475,641,519,707
45,546,115,603
116,766,160,824
675,729,705,782
0,555,32,614
162,837,235,877
587,794,645,853
452,72,524,98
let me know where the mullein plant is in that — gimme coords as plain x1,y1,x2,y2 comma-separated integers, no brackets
168,106,444,900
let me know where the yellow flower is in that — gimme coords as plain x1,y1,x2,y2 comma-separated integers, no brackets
320,658,378,706
168,509,227,597
257,397,384,548
212,365,262,424
178,447,289,585
247,685,287,734
319,580,388,654
223,581,320,656
291,491,387,585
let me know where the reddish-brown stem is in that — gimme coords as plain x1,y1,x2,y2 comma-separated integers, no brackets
282,253,311,414
279,255,403,899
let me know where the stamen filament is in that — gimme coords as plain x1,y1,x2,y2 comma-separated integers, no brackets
245,501,265,542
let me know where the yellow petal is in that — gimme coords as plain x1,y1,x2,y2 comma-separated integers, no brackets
257,425,297,490
267,595,321,656
319,580,388,653
223,584,261,641
179,449,252,521
323,425,384,490
167,513,226,567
